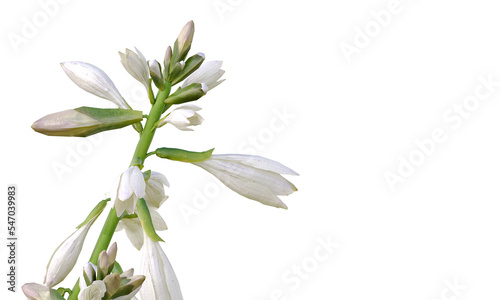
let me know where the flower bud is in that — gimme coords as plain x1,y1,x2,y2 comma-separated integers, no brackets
103,273,121,297
170,53,205,85
79,262,97,292
155,147,214,163
119,47,150,90
164,83,207,105
148,59,164,90
171,20,194,69
32,107,143,137
163,46,172,78
44,216,98,288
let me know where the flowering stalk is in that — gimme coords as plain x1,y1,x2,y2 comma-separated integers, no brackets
67,84,172,300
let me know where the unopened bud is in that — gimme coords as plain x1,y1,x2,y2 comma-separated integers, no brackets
32,107,143,137
149,59,164,90
163,46,172,78
171,20,194,69
171,53,205,85
164,83,206,105
103,273,121,297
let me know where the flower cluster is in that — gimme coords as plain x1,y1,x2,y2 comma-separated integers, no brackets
25,20,298,300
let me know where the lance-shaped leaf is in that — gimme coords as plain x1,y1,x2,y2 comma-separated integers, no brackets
136,198,164,242
32,107,143,137
155,147,214,163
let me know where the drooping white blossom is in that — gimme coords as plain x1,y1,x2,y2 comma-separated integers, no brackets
115,171,169,249
159,105,204,131
139,236,183,300
116,209,167,250
110,166,146,216
193,154,298,209
181,61,225,91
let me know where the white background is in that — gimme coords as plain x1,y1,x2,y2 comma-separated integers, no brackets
2,0,500,299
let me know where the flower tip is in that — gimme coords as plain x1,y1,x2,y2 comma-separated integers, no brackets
201,83,208,94
197,52,205,59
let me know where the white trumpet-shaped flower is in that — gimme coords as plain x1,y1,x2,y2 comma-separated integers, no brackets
181,60,225,91
159,105,204,131
116,171,169,249
44,216,97,287
119,47,150,90
22,283,54,300
116,209,167,250
193,154,298,209
110,166,146,216
78,280,106,300
140,236,183,300
144,171,170,208
60,61,129,109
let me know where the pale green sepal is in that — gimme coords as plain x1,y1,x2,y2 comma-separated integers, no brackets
170,54,205,85
155,147,214,163
76,199,110,229
164,83,206,105
136,198,164,242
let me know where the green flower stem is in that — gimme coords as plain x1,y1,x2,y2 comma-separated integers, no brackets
68,82,172,300
131,82,171,168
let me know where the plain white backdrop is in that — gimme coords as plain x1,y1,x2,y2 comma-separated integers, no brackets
2,0,500,299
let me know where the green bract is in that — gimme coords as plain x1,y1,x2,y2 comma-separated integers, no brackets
155,147,214,163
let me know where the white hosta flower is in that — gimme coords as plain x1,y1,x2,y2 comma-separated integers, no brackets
140,236,183,300
116,209,167,250
159,105,204,131
22,283,54,300
181,60,225,91
116,170,169,249
193,155,298,209
110,166,146,216
61,61,129,109
79,280,106,300
44,217,97,287
79,262,98,291
119,48,150,90
144,171,170,208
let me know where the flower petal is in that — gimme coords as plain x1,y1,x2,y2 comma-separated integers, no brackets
211,154,299,175
60,61,129,109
